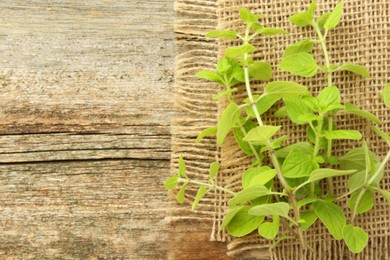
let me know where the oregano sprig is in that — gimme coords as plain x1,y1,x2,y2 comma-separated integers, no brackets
165,2,390,256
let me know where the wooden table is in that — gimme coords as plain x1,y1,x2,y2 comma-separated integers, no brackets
0,1,228,258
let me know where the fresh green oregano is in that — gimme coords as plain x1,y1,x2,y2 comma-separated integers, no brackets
165,1,390,255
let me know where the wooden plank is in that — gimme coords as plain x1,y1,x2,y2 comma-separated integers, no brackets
0,0,229,258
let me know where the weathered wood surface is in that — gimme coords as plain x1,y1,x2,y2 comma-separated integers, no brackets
0,1,229,259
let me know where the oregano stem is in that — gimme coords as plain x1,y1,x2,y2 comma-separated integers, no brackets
326,117,334,194
368,148,390,185
178,178,237,196
239,123,261,161
350,187,366,224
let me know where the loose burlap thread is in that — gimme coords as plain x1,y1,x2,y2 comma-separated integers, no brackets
172,0,390,259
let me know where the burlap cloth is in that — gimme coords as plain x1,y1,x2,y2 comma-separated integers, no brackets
171,0,390,259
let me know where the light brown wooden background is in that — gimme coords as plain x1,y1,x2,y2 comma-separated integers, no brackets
0,1,228,259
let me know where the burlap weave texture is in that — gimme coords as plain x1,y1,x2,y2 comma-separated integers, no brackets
172,1,390,259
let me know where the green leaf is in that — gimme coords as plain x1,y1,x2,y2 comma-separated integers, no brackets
316,86,340,112
256,28,288,35
226,206,265,237
318,12,331,29
196,70,222,82
243,125,281,145
249,61,272,81
340,147,378,172
300,210,318,231
348,171,366,193
228,184,272,206
209,161,220,180
308,168,356,183
274,106,288,118
289,12,312,27
276,142,314,158
280,53,318,77
307,1,317,18
376,188,390,205
196,126,217,142
178,154,186,178
233,120,259,156
370,125,390,143
324,2,345,30
284,39,314,57
345,103,381,125
258,216,280,239
282,150,317,178
348,189,373,214
216,57,231,73
226,44,256,58
324,130,362,140
177,182,188,204
248,169,277,187
217,103,241,145
342,225,368,254
240,7,263,25
335,63,370,78
242,166,273,188
313,200,346,240
381,83,390,109
205,30,238,39
265,81,309,98
245,95,280,118
221,206,244,228
297,197,317,209
249,202,290,218
164,175,178,189
192,186,208,210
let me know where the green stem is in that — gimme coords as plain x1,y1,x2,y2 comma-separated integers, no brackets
178,178,236,196
350,187,366,224
242,29,305,248
313,23,332,87
326,117,334,194
368,148,390,185
239,123,261,161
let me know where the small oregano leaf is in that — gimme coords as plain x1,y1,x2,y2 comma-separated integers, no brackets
308,168,356,183
196,126,217,143
233,120,259,155
375,188,390,205
280,53,318,77
249,202,290,218
205,30,238,39
217,103,241,145
342,225,368,254
164,175,178,190
209,161,220,180
275,142,314,158
313,200,346,240
192,185,208,210
318,12,332,29
226,44,256,58
229,184,272,206
324,130,362,140
345,103,381,125
348,189,374,214
258,215,280,239
381,83,390,109
316,86,340,111
196,70,222,82
335,63,370,78
243,125,281,145
242,166,273,188
178,154,187,178
289,12,312,27
300,210,318,231
221,206,244,228
249,61,272,81
284,39,314,57
240,7,263,25
282,150,317,178
177,182,188,204
226,206,265,237
323,2,345,30
256,28,288,35
265,81,309,98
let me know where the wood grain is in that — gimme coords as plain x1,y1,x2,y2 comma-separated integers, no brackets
0,0,229,258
